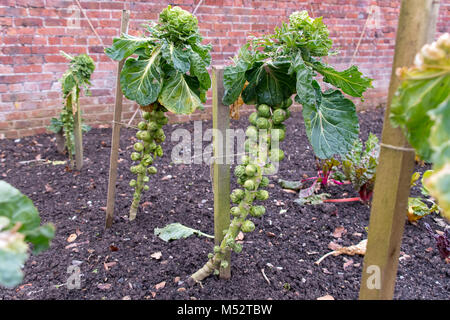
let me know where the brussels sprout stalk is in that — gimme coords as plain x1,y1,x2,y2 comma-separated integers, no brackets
189,100,290,283
128,104,167,220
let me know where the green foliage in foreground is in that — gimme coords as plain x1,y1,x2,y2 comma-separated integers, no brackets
390,33,450,220
0,181,55,288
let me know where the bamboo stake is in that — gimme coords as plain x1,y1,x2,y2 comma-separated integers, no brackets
105,10,130,229
73,87,83,170
212,66,231,279
359,0,440,300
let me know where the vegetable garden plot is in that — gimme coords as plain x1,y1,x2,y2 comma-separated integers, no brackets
0,110,448,300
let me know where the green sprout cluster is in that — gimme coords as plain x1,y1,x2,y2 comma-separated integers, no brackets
189,98,292,282
128,104,168,220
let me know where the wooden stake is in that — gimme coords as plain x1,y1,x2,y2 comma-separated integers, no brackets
73,88,83,170
359,0,439,300
212,66,231,279
105,10,130,229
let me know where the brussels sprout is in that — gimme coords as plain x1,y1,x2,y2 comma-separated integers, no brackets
143,176,150,183
213,245,221,254
148,121,160,131
208,252,214,259
255,190,269,201
257,104,271,118
136,130,146,140
245,164,257,177
263,163,277,175
260,176,270,188
256,117,270,130
230,206,241,217
285,109,291,119
220,260,229,269
244,139,258,153
231,189,245,203
131,152,142,161
142,154,153,166
153,110,165,119
241,220,255,232
249,112,259,126
240,155,250,166
147,166,157,174
245,126,259,141
156,117,169,126
155,145,163,157
137,121,148,130
136,164,146,174
148,141,157,152
233,242,242,253
273,123,286,131
134,142,144,152
234,165,246,178
130,165,139,174
154,133,166,143
225,238,235,247
142,111,151,120
140,131,152,142
270,148,285,162
244,179,255,191
129,179,137,187
272,109,286,124
237,177,246,185
271,128,285,142
143,185,150,191
250,205,266,217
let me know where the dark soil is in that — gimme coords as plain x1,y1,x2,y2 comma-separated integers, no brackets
0,108,448,300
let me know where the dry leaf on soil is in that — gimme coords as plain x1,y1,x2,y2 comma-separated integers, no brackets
315,239,367,265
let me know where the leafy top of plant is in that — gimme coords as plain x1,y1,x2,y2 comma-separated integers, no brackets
222,10,373,159
60,51,95,98
105,5,212,115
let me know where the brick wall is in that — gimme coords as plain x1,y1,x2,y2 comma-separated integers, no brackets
0,0,449,139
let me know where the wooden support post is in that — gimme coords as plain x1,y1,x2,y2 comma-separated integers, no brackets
359,0,439,300
212,66,231,279
73,88,83,170
105,10,130,229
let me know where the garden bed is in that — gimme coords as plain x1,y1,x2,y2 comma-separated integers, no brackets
0,108,448,300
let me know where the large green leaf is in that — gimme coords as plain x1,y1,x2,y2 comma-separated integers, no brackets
105,34,155,61
390,72,449,161
312,61,373,98
222,45,254,105
189,50,211,90
428,98,450,168
290,53,316,107
162,42,191,73
242,59,296,106
154,223,213,242
120,46,163,106
158,70,203,114
300,85,359,159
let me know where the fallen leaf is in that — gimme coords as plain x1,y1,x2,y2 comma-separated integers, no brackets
266,232,276,238
76,228,83,236
161,175,172,181
44,184,54,193
177,287,186,293
328,241,341,251
332,226,347,238
151,251,162,260
65,240,89,250
282,189,297,194
317,294,335,300
100,207,107,211
322,268,332,274
155,281,166,290
343,258,354,270
109,245,119,252
174,276,180,283
235,232,244,241
97,283,111,290
151,292,156,298
142,201,152,208
104,262,117,271
67,234,77,243
425,247,433,253
316,239,367,265
35,154,42,161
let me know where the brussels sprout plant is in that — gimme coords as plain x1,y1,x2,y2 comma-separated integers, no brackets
47,52,95,166
189,10,372,283
105,5,211,220
390,33,450,220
